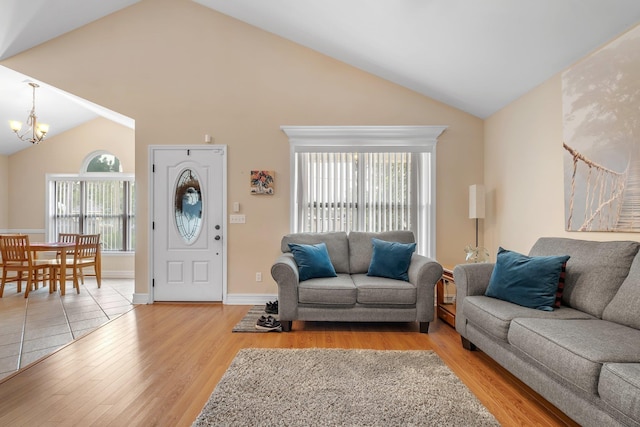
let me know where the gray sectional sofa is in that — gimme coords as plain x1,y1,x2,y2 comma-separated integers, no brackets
271,230,443,332
454,237,640,427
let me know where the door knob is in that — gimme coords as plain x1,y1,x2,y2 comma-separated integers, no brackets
215,235,221,240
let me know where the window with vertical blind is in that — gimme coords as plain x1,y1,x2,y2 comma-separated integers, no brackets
46,153,135,252
295,151,418,233
282,126,447,259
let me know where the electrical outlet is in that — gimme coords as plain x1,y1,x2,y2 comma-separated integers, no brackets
230,214,246,223
256,272,262,282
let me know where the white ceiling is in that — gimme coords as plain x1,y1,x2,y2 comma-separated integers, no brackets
1,0,640,155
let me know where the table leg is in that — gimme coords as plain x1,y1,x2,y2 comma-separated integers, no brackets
96,245,102,288
60,249,66,296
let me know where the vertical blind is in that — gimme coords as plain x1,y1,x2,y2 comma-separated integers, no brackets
295,152,420,235
50,178,135,252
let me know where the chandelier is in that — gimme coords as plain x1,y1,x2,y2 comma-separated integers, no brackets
9,82,50,144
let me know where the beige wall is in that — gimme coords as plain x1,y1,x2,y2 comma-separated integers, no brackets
485,46,640,255
0,155,7,229
7,117,135,275
2,0,483,296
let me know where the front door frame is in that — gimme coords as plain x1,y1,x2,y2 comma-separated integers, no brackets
148,144,228,303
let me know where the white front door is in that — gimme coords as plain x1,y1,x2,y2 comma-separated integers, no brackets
151,146,226,301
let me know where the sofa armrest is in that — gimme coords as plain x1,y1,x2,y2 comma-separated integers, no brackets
270,253,300,321
453,263,495,338
408,254,444,322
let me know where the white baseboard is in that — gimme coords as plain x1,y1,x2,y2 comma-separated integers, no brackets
225,293,278,305
103,271,135,279
132,293,150,304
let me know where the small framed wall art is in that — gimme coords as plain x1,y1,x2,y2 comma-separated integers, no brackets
250,170,275,195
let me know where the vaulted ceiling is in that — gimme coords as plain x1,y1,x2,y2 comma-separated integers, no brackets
1,0,640,155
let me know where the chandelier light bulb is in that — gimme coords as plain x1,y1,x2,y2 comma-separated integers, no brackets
37,123,49,137
9,120,23,132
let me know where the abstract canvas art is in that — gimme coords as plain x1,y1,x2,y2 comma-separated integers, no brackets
250,170,275,195
563,25,640,232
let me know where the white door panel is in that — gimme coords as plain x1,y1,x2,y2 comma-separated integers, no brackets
151,146,226,301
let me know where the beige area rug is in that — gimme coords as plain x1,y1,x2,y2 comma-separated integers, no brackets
232,305,279,332
192,348,499,426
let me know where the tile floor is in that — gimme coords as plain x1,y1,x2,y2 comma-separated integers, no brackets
0,277,134,380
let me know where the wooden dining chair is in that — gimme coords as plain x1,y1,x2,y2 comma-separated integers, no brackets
55,233,80,283
0,235,52,298
73,234,101,289
51,234,101,294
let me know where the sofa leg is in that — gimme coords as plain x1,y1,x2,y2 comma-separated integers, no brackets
419,322,429,333
281,320,292,332
461,337,476,351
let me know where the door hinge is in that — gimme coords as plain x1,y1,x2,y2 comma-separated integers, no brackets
152,279,155,288
152,221,155,230
152,164,155,173
187,149,191,156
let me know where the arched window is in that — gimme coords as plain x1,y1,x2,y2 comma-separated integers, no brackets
46,151,135,252
81,150,123,173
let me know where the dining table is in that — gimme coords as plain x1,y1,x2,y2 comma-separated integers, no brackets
30,241,76,296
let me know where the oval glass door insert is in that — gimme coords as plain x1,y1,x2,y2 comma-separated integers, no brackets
174,168,203,244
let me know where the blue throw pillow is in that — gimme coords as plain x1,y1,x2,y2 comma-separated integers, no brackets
485,247,570,311
367,238,416,281
288,242,337,281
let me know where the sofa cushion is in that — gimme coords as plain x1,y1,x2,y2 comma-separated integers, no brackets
485,247,570,311
288,242,337,281
598,363,640,423
367,238,416,281
352,274,416,305
508,318,640,395
529,237,640,317
603,252,640,330
282,232,350,274
298,274,356,305
348,231,415,274
463,295,594,342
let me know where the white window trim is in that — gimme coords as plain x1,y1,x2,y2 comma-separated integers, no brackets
281,125,447,259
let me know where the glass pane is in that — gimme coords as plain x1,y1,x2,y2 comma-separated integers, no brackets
86,154,122,172
54,180,81,237
128,182,135,251
174,169,203,244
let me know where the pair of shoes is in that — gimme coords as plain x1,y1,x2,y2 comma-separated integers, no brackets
265,300,278,314
256,315,281,332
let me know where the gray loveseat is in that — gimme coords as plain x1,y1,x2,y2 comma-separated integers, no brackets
271,231,443,332
454,237,640,427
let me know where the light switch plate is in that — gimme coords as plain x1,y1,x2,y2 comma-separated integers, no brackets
229,214,246,224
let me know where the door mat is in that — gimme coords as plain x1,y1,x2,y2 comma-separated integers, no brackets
232,305,280,332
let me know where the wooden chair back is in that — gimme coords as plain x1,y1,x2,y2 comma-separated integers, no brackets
56,233,78,261
75,234,100,262
58,233,78,244
0,235,32,266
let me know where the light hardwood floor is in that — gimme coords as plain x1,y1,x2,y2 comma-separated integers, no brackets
0,304,579,426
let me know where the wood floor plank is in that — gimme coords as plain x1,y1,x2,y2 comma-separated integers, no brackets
0,304,579,426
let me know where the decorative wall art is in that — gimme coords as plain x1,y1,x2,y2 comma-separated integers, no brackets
562,24,640,232
250,170,275,195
